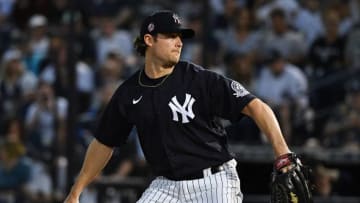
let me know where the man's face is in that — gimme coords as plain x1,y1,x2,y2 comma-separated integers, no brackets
270,59,285,76
324,11,339,35
271,15,287,34
7,60,23,76
146,33,183,67
305,0,319,11
101,18,116,36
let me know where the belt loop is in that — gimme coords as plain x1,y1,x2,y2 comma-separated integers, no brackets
203,167,212,177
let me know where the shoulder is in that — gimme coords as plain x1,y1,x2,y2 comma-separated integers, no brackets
116,70,141,91
104,70,141,104
178,60,221,77
177,60,204,72
286,64,305,76
176,61,229,88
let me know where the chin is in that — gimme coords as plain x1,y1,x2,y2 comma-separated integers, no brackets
163,59,179,68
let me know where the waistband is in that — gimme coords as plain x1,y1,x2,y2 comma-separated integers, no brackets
164,159,237,181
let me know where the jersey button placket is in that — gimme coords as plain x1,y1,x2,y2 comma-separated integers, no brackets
154,88,177,175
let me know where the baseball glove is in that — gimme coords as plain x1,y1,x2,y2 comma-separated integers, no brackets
271,153,313,203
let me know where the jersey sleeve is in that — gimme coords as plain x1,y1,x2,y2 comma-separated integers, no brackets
94,90,133,147
207,71,256,122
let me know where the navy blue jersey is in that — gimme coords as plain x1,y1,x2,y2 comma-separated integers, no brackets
95,61,256,179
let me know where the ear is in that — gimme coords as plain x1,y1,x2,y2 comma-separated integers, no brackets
144,34,154,47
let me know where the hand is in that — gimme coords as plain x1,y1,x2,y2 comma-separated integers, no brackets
271,153,313,203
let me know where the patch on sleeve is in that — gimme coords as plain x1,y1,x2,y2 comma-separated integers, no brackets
231,81,249,97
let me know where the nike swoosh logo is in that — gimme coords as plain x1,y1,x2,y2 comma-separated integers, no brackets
132,96,142,104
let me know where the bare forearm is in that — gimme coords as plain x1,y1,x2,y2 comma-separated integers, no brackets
69,139,113,197
242,99,291,157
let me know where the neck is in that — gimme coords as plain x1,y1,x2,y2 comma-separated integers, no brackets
326,33,338,43
144,57,175,79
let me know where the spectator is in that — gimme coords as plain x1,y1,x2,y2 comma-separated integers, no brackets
255,0,299,27
23,81,69,202
313,164,339,197
0,54,22,122
0,117,53,203
60,11,96,65
23,158,53,203
0,140,31,203
217,7,260,58
181,14,204,65
0,0,15,18
1,118,24,144
25,14,50,75
225,51,256,91
308,8,347,111
293,0,324,49
323,79,360,150
24,82,68,161
40,35,95,113
0,50,38,124
255,50,308,142
333,0,356,37
93,15,133,66
96,53,128,88
308,8,346,78
259,8,306,66
212,0,243,30
181,13,223,73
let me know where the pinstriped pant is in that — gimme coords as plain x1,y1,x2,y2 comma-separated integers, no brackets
137,159,243,203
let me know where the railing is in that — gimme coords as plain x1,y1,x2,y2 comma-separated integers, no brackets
93,176,150,203
228,144,360,164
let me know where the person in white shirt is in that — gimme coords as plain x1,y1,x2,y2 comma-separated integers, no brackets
255,50,308,142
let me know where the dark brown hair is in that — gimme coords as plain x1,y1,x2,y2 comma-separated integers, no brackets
134,36,147,56
133,35,158,56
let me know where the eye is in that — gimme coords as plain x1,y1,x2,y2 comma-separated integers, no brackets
167,33,181,38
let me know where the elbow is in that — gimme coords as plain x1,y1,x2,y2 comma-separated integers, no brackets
242,98,273,118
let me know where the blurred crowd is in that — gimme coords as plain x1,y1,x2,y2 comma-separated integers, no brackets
1,0,360,202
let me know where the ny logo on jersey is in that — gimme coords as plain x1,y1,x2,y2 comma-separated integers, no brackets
168,93,195,123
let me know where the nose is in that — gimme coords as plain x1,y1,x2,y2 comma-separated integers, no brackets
176,36,183,48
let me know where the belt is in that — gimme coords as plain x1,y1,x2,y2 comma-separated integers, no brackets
165,159,235,181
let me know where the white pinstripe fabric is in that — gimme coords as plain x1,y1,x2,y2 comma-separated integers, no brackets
137,159,243,203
